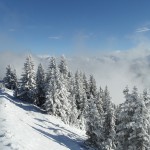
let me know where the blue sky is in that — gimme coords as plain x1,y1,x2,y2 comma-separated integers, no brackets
1,0,150,55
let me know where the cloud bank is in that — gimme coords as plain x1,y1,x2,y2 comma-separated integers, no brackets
1,45,150,104
68,49,150,104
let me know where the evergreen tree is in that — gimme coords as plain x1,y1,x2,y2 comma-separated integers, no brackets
96,87,104,115
128,87,150,150
74,71,87,128
85,90,104,149
68,74,79,127
18,55,36,103
86,97,104,149
36,63,46,107
116,87,150,150
103,86,111,113
57,57,71,123
89,75,97,98
58,55,70,93
58,55,68,79
4,65,18,90
44,57,60,114
102,88,116,150
58,74,71,124
45,57,55,83
83,73,90,99
44,57,71,124
143,89,150,108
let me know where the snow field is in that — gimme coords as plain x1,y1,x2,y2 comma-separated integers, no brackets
0,89,86,150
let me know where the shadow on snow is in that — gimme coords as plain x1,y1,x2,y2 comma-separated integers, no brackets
0,90,46,114
0,89,86,150
30,125,85,150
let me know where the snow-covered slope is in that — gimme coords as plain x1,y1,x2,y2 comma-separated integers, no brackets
0,89,86,150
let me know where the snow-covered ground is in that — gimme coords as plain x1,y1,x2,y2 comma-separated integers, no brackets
0,89,87,150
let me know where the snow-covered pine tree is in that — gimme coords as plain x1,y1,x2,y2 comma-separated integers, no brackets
44,57,71,124
116,86,131,150
11,69,18,93
128,87,150,150
85,96,104,149
88,75,97,99
82,73,90,99
18,55,36,103
103,86,111,113
3,65,18,90
58,55,70,94
3,65,12,89
58,55,68,79
57,74,71,124
74,71,87,128
85,87,104,149
116,86,150,150
36,63,46,107
13,69,17,84
44,57,60,114
143,89,150,108
13,69,18,97
102,87,116,150
95,87,104,117
58,55,72,122
68,74,78,127
143,89,150,136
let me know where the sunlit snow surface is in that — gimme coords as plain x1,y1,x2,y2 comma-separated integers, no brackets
0,89,86,150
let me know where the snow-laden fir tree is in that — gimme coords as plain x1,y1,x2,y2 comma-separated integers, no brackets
11,69,18,97
58,56,72,122
44,57,60,114
68,74,78,127
116,86,150,150
4,65,12,89
88,75,97,99
103,86,111,113
36,63,46,107
18,55,36,103
143,89,150,108
85,97,104,149
4,65,18,90
58,74,71,124
58,55,71,94
82,73,90,99
44,57,71,124
96,87,104,115
85,89,104,149
58,55,68,79
128,87,150,150
74,71,87,128
102,87,116,150
116,86,130,150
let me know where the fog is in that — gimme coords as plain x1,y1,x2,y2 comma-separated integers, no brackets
1,44,150,104
68,48,150,104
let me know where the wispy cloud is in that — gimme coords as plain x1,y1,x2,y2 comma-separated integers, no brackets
79,32,94,39
136,27,150,33
9,28,15,32
48,36,62,40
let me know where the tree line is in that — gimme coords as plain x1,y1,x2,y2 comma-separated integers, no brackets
3,55,150,150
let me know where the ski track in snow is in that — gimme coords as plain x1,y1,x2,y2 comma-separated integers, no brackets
0,89,87,150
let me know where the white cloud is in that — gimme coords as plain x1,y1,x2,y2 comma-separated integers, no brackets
68,47,150,104
1,33,150,105
136,27,150,33
1,47,150,105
